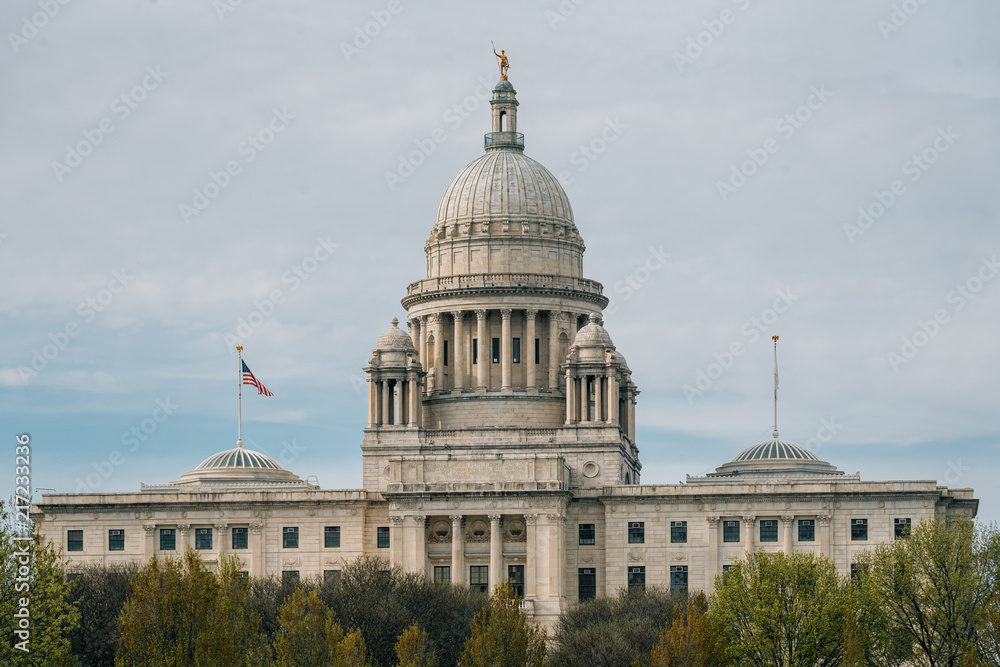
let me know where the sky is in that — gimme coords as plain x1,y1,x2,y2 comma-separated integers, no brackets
2,1,998,522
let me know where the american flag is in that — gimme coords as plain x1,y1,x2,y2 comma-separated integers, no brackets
242,360,273,396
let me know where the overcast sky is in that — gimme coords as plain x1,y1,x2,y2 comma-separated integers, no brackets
2,1,998,521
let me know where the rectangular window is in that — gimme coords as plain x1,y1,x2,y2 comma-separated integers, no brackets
508,565,525,597
470,565,489,593
759,520,778,543
628,522,645,544
851,519,868,541
324,570,341,585
798,519,815,542
578,568,596,602
628,566,646,590
535,338,540,364
894,518,912,539
513,337,520,363
283,527,299,548
108,529,125,551
443,340,448,366
325,526,341,548
492,338,500,363
67,530,83,552
377,526,390,548
579,523,596,545
239,571,249,579
434,566,450,584
282,571,300,585
159,528,176,551
195,528,213,550
472,338,478,365
670,565,689,594
722,564,732,572
723,521,740,543
671,521,687,544
232,527,248,550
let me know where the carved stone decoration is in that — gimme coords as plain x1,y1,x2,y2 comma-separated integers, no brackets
142,524,155,534
218,510,225,518
350,507,359,516
467,520,490,543
324,556,341,565
580,553,594,563
145,511,153,519
93,513,99,520
249,523,262,535
724,551,741,560
671,553,687,561
181,511,188,519
177,524,190,533
501,220,509,233
307,509,316,517
481,221,489,234
628,550,643,562
429,520,451,543
707,516,721,527
389,516,405,526
505,519,526,542
784,501,792,509
215,523,228,532
817,515,831,527
281,557,299,567
521,221,530,234
523,513,537,525
488,499,498,509
781,515,795,525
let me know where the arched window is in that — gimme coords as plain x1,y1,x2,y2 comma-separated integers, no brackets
499,110,506,132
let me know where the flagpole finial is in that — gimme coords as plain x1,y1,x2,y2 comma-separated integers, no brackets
237,345,243,353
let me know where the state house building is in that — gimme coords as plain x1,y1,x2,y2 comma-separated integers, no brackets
35,76,978,629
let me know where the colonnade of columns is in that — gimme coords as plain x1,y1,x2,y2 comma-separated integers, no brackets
368,374,422,427
564,372,620,425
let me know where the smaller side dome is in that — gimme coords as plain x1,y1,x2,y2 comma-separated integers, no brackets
710,437,842,477
493,79,515,93
376,318,415,351
612,350,630,371
170,445,313,489
573,313,614,348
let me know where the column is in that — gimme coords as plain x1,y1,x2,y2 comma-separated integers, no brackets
367,378,377,426
394,379,403,425
595,375,605,422
564,370,574,425
476,309,488,391
451,515,465,585
781,516,794,555
743,516,755,555
579,376,589,422
419,316,428,392
381,380,390,425
489,514,503,591
250,523,263,577
607,375,619,425
409,515,427,577
142,524,155,559
407,376,419,427
216,523,228,559
525,310,537,391
548,312,561,390
818,515,831,559
452,311,466,392
409,318,420,353
500,309,512,393
706,517,720,590
433,314,444,393
389,516,405,568
525,513,537,599
627,398,636,441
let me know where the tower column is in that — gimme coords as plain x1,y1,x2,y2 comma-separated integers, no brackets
525,513,537,600
489,514,503,591
579,376,589,422
525,310,537,391
595,375,605,421
368,377,378,426
564,370,574,425
394,379,403,425
452,311,466,392
476,309,488,390
500,308,512,393
433,314,444,393
548,312,561,391
607,375,619,425
782,515,794,555
627,398,636,441
407,375,420,427
419,316,428,392
451,515,465,585
409,318,420,353
381,380,390,426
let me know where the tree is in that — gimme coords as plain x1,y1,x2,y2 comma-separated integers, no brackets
971,580,1000,666
66,561,140,666
395,622,438,667
856,517,979,667
458,580,546,667
648,592,728,667
0,500,80,666
338,629,372,667
710,550,851,667
273,588,343,667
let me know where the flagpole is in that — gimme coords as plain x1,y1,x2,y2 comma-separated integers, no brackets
772,335,779,438
236,345,243,448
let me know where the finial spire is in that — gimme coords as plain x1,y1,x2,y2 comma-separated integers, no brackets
772,335,779,439
236,345,244,447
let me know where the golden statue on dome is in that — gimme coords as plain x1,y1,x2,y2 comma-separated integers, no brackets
492,41,509,80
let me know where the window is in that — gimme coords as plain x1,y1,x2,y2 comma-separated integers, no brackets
232,527,248,549
108,530,125,551
67,530,83,552
443,340,448,366
628,522,645,544
535,338,540,364
239,571,249,579
723,520,740,543
579,524,596,545
513,337,521,363
283,527,299,548
722,564,732,572
282,571,300,584
470,566,489,593
434,566,451,584
894,518,912,539
377,526,390,548
628,566,646,590
195,528,213,550
579,568,596,602
508,565,525,597
472,338,478,365
160,528,176,551
324,570,341,585
492,338,500,363
851,519,868,541
671,521,687,544
798,519,815,542
325,526,341,548
759,520,778,543
670,565,688,594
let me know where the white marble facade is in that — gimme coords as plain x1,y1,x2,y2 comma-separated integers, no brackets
35,78,978,630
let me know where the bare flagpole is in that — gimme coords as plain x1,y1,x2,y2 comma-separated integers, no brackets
772,335,779,438
236,345,243,447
